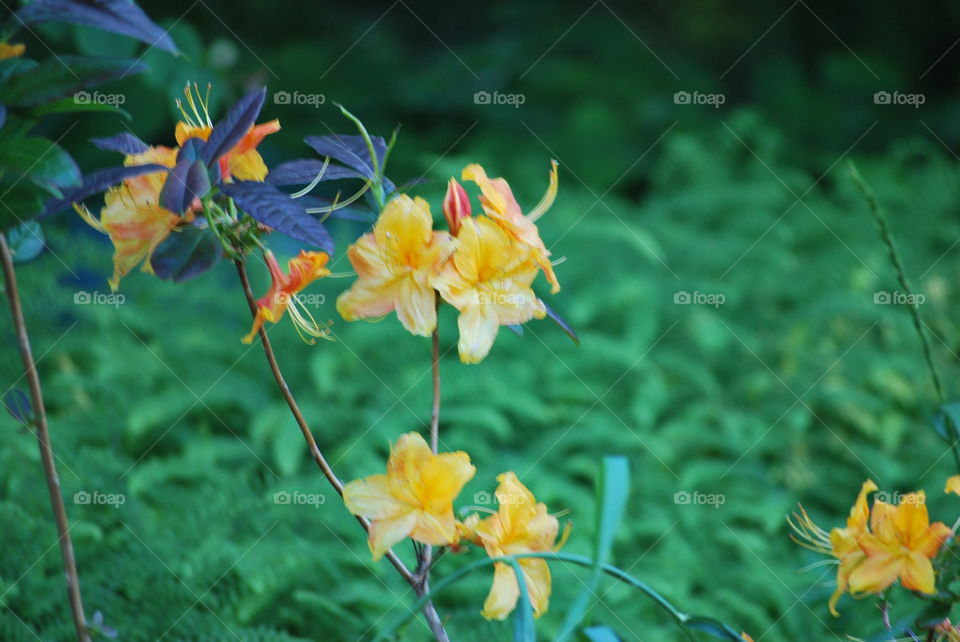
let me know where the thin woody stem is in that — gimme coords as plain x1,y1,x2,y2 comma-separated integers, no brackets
233,258,449,641
0,235,89,642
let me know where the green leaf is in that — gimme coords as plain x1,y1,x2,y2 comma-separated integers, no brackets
32,97,131,120
0,137,81,189
684,617,744,640
3,55,148,107
508,559,536,642
0,183,44,230
933,401,960,443
5,221,45,263
583,626,621,642
556,456,629,641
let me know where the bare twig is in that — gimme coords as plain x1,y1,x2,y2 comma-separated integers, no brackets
234,258,448,641
0,235,89,642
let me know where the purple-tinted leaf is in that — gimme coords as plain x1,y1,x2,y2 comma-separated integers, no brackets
3,56,148,107
0,106,6,129
222,181,334,254
543,301,579,345
18,0,179,54
266,159,364,186
159,159,208,214
90,132,148,155
2,389,32,425
201,88,266,168
151,225,222,283
304,134,386,180
42,163,167,216
178,137,206,162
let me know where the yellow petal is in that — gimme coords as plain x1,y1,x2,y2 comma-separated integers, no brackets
901,552,937,594
456,304,500,364
368,510,418,561
394,276,437,337
847,550,902,595
520,558,552,618
481,562,520,621
419,451,476,512
847,479,877,531
227,149,269,181
947,475,960,496
343,474,410,520
336,280,397,321
410,509,459,546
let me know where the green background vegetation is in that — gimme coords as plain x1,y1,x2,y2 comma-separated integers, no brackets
3,1,960,639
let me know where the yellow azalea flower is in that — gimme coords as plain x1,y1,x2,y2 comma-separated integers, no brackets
946,475,960,496
242,250,331,344
343,432,475,561
849,491,950,597
473,472,566,621
788,479,876,616
175,83,280,182
0,42,25,59
461,161,560,293
75,146,182,291
337,195,456,336
433,216,545,363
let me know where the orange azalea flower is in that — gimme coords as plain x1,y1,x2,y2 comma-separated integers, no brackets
0,42,25,59
343,432,475,561
788,479,876,615
175,83,280,182
337,194,457,337
461,161,560,293
432,216,545,363
849,491,950,597
75,146,182,291
242,250,331,344
472,472,567,620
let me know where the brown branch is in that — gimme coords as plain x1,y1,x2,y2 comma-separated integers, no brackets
233,258,449,641
0,235,89,642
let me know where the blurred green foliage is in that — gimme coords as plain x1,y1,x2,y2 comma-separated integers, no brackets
4,1,960,640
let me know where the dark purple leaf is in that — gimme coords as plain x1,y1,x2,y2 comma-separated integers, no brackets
0,106,6,129
42,163,168,216
200,88,265,168
151,225,222,283
543,301,579,345
90,132,148,155
221,181,333,254
18,0,179,54
159,159,208,215
178,137,206,162
304,134,386,180
2,389,32,425
266,159,365,186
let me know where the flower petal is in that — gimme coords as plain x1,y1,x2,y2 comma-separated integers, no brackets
343,474,411,520
481,562,520,621
394,276,437,337
901,552,937,594
521,558,552,618
456,303,500,364
367,510,418,561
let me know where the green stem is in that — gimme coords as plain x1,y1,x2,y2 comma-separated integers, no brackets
849,162,960,474
374,552,742,641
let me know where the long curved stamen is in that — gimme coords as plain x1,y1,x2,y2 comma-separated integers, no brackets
527,159,558,222
787,507,833,555
74,203,106,233
304,180,372,214
290,156,331,199
287,297,331,345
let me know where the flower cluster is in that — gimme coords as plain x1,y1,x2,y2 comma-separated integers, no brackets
337,161,561,363
790,478,955,615
343,432,568,620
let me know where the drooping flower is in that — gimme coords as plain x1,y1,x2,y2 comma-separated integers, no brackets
472,472,567,621
848,491,950,597
343,432,475,561
461,161,560,293
432,216,546,363
242,250,331,344
75,146,182,291
175,83,280,182
0,42,25,59
788,479,876,616
337,194,457,337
